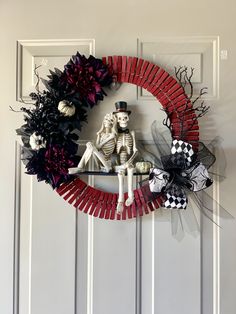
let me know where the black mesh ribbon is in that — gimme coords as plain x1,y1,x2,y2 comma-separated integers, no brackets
148,139,214,209
139,122,233,234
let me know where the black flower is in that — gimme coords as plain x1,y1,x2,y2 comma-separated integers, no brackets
15,52,112,188
25,145,79,188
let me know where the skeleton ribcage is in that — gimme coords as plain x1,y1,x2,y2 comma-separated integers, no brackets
100,134,116,159
116,133,133,164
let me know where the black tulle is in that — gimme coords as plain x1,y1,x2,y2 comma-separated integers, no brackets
138,121,232,232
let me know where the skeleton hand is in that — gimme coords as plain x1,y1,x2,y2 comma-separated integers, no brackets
123,161,132,169
114,164,126,172
86,142,95,150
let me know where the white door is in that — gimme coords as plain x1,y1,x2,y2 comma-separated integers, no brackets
1,2,236,314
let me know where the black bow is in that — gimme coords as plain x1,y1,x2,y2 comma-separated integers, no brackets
118,128,129,134
148,140,214,209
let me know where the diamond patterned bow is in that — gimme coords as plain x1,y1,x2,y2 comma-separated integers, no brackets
149,140,213,209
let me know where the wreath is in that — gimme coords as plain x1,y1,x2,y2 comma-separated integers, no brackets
16,52,216,220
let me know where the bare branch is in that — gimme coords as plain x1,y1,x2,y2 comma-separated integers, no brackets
163,66,211,140
9,106,22,112
162,109,172,134
194,101,210,116
174,66,188,89
174,66,184,86
18,97,35,105
184,67,194,99
186,101,210,131
192,87,208,104
34,64,42,95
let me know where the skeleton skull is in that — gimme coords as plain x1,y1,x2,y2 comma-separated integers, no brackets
103,113,115,128
116,112,129,128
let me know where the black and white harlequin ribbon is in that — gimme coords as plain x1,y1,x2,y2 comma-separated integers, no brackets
165,185,188,209
171,139,195,166
149,140,213,210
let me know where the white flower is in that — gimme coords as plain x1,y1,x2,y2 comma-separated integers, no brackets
29,133,46,151
58,100,76,117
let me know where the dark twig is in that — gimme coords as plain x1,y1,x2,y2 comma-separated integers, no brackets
187,101,210,131
34,64,43,95
163,66,211,139
184,67,194,99
192,87,208,104
162,110,172,133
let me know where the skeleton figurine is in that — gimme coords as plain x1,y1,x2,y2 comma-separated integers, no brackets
69,113,117,174
113,101,138,213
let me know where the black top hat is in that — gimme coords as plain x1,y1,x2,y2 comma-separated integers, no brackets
113,101,131,115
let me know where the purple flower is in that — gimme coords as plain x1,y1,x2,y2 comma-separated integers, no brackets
17,53,113,188
43,145,78,187
26,145,78,188
47,52,112,107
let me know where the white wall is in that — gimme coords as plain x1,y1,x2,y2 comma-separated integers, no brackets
1,0,236,313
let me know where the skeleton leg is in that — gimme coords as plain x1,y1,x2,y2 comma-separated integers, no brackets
68,142,94,174
117,169,125,213
69,142,112,174
125,167,135,206
92,149,112,172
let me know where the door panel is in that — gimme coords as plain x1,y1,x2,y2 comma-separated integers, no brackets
17,39,205,314
1,3,235,312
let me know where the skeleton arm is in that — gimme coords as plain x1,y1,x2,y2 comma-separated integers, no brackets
96,133,116,149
